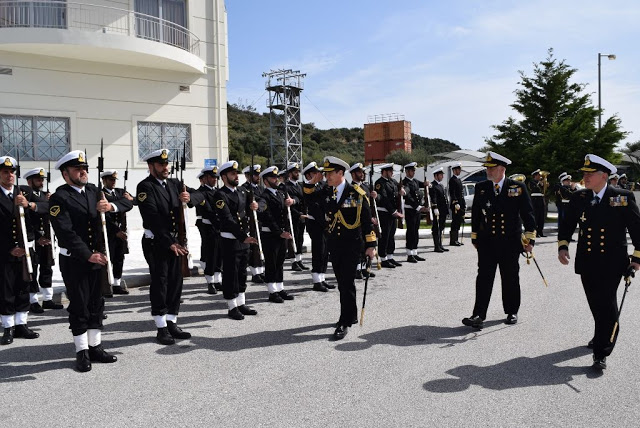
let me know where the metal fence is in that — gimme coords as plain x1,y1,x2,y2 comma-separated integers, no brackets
0,1,200,56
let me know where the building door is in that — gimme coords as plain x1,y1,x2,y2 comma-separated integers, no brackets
0,0,66,28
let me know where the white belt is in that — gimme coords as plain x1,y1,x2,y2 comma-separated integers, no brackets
221,232,236,240
261,227,272,232
378,207,389,213
531,193,544,197
562,200,570,203
59,247,70,257
196,216,203,220
202,219,212,225
307,215,316,220
144,229,155,239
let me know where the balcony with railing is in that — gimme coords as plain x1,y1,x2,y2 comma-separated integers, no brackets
0,1,205,73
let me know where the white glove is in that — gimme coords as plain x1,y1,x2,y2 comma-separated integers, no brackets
433,209,440,217
454,204,460,211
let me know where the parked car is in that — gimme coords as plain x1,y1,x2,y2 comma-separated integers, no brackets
463,182,475,211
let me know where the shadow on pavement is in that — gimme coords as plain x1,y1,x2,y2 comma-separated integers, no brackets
422,346,600,393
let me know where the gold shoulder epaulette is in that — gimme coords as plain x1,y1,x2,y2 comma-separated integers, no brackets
353,184,366,197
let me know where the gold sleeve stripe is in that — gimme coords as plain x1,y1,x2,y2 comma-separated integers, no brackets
558,240,569,248
365,231,377,243
524,231,536,240
471,232,477,239
633,250,640,258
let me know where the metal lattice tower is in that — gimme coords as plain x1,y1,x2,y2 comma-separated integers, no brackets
262,69,306,168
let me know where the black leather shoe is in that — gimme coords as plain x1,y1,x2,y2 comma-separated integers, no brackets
156,327,175,345
298,262,310,270
102,314,108,320
75,350,92,372
381,260,396,268
167,321,191,339
457,241,465,246
238,305,257,316
434,248,445,253
592,356,607,370
322,281,336,289
355,270,363,280
333,325,348,340
207,283,218,295
440,247,450,252
228,307,245,320
505,314,518,325
313,282,328,292
462,315,484,329
88,344,117,363
406,256,418,263
251,274,265,284
363,270,376,278
1,327,14,345
112,286,129,295
291,262,303,272
30,302,44,313
269,292,284,303
450,242,463,247
279,290,294,300
414,255,426,261
587,339,594,349
42,300,63,310
390,259,403,266
13,324,39,339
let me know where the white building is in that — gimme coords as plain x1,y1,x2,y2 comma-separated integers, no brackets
0,0,229,189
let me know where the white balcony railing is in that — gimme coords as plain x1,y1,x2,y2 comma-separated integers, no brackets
0,1,200,56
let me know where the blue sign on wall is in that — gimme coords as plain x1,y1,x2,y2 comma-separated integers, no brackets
204,159,217,168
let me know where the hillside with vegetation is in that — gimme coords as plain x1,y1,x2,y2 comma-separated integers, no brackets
227,103,460,167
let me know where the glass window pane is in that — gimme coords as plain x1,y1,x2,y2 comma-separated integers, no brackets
138,121,191,162
0,115,69,161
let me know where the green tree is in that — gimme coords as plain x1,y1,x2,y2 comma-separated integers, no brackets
485,48,627,178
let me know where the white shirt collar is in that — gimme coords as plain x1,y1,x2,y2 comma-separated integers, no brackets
267,187,277,194
494,176,505,191
70,184,85,193
595,184,607,201
205,184,215,190
1,185,13,197
334,179,346,200
225,185,236,193
155,178,166,186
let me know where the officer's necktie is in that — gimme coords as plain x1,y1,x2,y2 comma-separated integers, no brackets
592,194,600,206
332,187,338,200
8,192,13,201
494,183,500,196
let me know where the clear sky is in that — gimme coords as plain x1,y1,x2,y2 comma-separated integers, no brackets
225,0,640,151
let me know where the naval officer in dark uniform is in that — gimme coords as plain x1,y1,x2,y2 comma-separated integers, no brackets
528,169,546,237
241,164,265,283
258,166,295,303
195,165,222,294
285,163,308,271
49,150,129,371
448,163,466,246
375,163,403,268
101,170,134,295
558,154,640,370
462,151,536,329
304,156,377,340
214,161,258,320
349,162,378,279
403,162,427,262
0,156,40,345
136,148,204,345
21,167,62,312
429,167,449,253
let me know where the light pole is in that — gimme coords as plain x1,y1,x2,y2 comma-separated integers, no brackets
598,53,616,130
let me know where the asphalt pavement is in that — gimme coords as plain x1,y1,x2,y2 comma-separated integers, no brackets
2,228,640,427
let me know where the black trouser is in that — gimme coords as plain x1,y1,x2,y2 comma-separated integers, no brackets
378,210,396,258
431,211,446,249
472,236,521,319
0,259,31,316
108,235,127,279
262,233,286,283
59,255,104,335
581,273,621,359
30,244,53,292
450,205,464,243
142,237,182,317
307,220,328,274
247,215,263,269
287,219,305,258
532,196,545,236
404,208,420,250
221,238,249,300
197,223,222,276
328,238,360,326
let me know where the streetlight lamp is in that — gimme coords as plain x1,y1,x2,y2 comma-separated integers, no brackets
598,53,616,130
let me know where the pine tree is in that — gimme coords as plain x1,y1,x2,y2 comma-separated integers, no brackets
485,48,627,178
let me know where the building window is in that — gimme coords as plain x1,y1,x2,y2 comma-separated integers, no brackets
134,0,188,50
0,115,70,161
138,122,191,162
0,0,67,29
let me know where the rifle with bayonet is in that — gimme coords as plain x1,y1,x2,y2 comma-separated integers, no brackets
43,160,56,266
177,144,192,277
248,154,264,263
368,161,382,270
397,169,405,229
120,161,130,254
97,139,115,295
423,165,433,225
15,152,34,281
